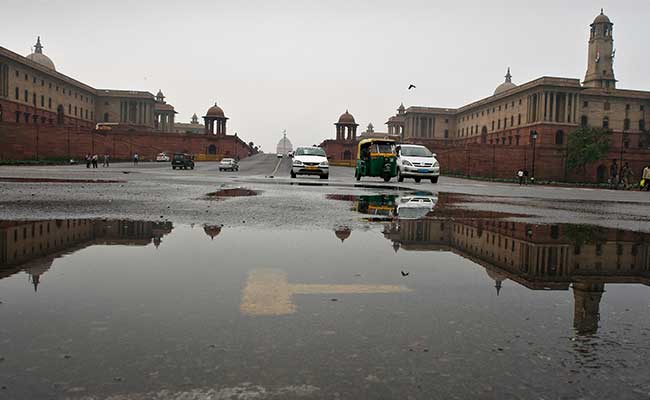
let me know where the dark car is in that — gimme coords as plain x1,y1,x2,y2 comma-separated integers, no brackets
171,153,195,170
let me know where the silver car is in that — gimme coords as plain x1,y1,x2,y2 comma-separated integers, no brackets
397,144,440,183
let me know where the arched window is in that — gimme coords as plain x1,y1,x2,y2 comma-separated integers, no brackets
602,116,609,129
581,115,588,127
555,130,564,145
103,112,109,122
208,144,217,154
481,126,488,144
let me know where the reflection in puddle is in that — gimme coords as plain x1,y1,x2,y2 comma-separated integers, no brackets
382,217,650,335
0,219,173,288
240,268,412,316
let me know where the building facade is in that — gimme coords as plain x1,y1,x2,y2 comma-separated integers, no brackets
379,11,650,182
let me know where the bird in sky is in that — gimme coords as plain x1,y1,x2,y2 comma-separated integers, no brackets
401,271,410,277
408,84,416,90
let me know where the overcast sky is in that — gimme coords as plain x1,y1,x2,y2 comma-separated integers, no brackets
3,0,649,151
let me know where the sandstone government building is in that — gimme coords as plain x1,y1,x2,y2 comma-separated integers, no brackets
322,10,650,183
0,38,252,160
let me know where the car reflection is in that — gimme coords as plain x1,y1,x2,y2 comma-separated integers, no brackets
326,192,438,220
0,219,173,290
383,216,650,335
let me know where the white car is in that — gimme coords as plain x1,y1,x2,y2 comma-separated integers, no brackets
291,146,329,179
396,195,437,219
219,158,239,171
156,152,170,162
396,144,440,183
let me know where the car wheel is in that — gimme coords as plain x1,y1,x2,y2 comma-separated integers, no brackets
398,171,404,182
414,177,421,183
383,175,391,182
172,166,176,170
191,166,194,170
290,171,296,178
431,177,439,184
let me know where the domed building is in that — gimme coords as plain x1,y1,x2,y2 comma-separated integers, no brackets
493,67,517,95
203,224,222,240
335,110,359,141
276,133,293,155
203,103,228,135
26,37,55,70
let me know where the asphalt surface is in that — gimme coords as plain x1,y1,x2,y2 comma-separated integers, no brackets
1,153,649,231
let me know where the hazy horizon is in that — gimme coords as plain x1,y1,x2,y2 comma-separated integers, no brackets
3,0,649,151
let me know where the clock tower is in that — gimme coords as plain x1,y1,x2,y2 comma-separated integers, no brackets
584,9,617,88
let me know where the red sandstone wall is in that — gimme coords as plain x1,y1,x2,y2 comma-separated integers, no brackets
0,122,253,161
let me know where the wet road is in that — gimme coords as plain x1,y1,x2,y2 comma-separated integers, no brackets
1,155,650,399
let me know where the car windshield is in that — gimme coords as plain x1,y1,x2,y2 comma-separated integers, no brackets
296,147,326,157
371,143,396,154
173,154,184,160
400,146,432,157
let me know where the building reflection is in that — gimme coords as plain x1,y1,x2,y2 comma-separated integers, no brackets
383,211,650,335
0,219,173,290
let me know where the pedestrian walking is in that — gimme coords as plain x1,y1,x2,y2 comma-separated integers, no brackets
103,154,110,167
621,162,633,189
642,163,650,191
517,168,524,185
85,154,91,169
609,160,618,189
92,154,98,168
133,153,139,166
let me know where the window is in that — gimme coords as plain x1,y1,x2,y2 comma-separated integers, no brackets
497,120,501,129
626,104,630,110
641,105,645,111
492,121,495,130
602,117,609,129
596,244,603,256
48,98,52,109
68,104,71,114
574,245,581,255
519,99,522,105
518,114,521,125
32,93,36,105
604,102,611,110
581,115,588,127
14,87,18,100
511,116,514,126
32,76,36,84
555,130,564,145
444,129,449,138
15,111,20,123
24,74,28,81
40,95,44,107
24,89,28,102
583,101,588,108
624,118,630,130
41,79,44,86
103,112,109,122
74,106,77,116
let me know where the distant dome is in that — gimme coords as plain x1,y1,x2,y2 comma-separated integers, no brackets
206,103,225,118
276,134,293,154
593,9,611,24
338,110,356,124
26,37,55,70
494,67,517,95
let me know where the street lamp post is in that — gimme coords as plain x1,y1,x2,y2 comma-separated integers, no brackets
531,130,538,183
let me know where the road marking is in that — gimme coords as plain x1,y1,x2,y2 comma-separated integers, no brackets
271,158,283,176
240,269,411,316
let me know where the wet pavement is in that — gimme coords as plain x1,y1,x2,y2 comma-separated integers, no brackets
1,155,649,399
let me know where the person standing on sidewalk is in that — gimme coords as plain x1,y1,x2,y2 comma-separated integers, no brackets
609,160,619,189
517,169,524,185
103,154,110,167
642,163,650,191
133,153,139,166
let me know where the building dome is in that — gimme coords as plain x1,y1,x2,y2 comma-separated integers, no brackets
276,134,293,154
494,67,517,95
593,9,611,24
26,37,55,70
338,110,356,124
206,103,225,118
203,224,222,240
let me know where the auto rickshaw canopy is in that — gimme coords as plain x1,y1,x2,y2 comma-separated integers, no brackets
356,138,397,159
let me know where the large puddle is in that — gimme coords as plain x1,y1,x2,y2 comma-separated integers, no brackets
1,211,649,398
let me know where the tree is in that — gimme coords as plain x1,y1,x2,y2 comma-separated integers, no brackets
566,126,611,171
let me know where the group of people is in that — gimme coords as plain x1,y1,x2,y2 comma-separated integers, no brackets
516,169,530,185
609,160,650,190
84,154,110,168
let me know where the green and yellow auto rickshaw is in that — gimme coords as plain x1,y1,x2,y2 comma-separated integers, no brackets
354,139,398,182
